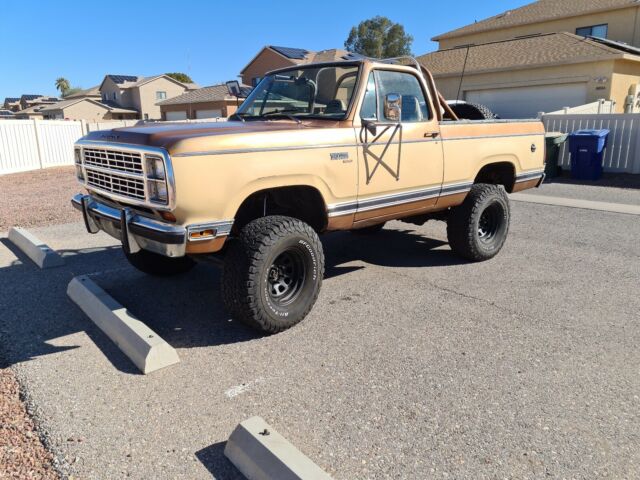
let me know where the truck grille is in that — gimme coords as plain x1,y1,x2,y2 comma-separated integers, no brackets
86,169,146,200
83,148,143,174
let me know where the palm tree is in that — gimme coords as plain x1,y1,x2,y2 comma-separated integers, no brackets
55,77,70,96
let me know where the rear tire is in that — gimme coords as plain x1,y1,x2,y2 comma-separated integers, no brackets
351,222,386,234
446,184,510,261
221,215,324,333
123,248,196,276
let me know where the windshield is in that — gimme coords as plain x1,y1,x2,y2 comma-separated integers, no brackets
235,64,360,120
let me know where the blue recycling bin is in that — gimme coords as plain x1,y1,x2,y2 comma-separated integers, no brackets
568,129,610,181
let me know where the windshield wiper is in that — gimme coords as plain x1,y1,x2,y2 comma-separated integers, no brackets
262,110,302,124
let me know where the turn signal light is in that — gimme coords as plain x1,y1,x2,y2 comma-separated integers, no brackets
189,229,215,240
160,211,176,222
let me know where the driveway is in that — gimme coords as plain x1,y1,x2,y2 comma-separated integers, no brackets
0,186,639,479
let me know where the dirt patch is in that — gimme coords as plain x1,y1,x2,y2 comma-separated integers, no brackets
0,366,58,479
0,167,79,232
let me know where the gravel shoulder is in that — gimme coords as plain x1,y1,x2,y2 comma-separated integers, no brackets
0,166,78,232
0,365,58,479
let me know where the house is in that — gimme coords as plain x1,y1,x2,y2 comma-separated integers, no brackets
157,83,247,120
14,105,48,119
240,46,356,86
421,0,640,117
3,98,20,112
0,109,15,119
19,94,58,111
38,97,138,121
98,74,198,120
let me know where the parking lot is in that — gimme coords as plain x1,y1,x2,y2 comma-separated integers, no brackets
1,180,639,479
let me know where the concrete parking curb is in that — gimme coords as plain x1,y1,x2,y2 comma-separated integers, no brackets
224,416,333,480
8,227,64,269
67,275,180,374
511,193,640,215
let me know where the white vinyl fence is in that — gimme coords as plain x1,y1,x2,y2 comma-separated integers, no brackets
542,113,640,174
0,118,227,175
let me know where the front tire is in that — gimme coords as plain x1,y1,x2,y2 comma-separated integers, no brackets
447,184,510,261
221,216,325,333
123,248,196,276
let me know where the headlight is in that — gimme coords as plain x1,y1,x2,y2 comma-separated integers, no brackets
148,180,168,204
74,148,84,180
146,155,165,180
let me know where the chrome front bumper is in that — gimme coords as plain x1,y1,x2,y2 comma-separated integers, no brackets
71,194,233,257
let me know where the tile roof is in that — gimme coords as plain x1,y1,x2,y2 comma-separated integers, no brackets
434,0,640,40
39,98,104,112
418,32,635,77
156,84,241,106
0,109,15,117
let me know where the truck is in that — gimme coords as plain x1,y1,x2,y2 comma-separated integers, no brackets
71,57,545,333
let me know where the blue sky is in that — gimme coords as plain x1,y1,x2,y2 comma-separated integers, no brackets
0,0,527,99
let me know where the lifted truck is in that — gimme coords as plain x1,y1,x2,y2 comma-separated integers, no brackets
72,57,545,333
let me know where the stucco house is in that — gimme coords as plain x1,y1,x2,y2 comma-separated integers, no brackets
157,83,248,121
98,74,198,120
3,97,21,112
419,0,640,117
239,46,357,86
38,97,138,121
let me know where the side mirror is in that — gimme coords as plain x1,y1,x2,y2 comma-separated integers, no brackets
384,93,402,122
362,119,377,136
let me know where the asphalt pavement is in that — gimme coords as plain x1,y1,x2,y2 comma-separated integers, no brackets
0,193,639,479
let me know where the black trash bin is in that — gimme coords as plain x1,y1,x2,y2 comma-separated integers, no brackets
544,132,568,178
568,129,610,181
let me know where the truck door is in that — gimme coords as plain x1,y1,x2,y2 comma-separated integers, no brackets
354,69,444,225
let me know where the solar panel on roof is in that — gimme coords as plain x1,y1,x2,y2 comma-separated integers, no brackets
107,75,139,84
270,46,309,59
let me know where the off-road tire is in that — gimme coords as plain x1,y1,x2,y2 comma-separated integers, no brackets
447,183,510,262
221,215,325,334
123,248,196,276
449,102,498,120
351,222,386,234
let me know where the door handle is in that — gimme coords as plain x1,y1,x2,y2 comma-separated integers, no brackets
424,132,439,138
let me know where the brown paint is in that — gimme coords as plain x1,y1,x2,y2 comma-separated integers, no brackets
434,191,468,208
185,236,227,254
511,178,541,192
326,213,355,231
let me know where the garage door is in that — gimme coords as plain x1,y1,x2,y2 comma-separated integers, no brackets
196,109,222,119
466,83,588,119
165,111,187,121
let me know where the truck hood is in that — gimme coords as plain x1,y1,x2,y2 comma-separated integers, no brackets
81,119,345,155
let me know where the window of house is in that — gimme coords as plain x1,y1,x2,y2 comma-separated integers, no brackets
576,24,608,38
112,92,117,101
251,76,262,87
144,113,149,120
156,91,167,100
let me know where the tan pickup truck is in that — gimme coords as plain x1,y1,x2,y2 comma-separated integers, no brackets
72,57,545,333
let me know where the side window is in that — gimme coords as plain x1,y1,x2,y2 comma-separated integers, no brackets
375,70,430,122
360,72,377,120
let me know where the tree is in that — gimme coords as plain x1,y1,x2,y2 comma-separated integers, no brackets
62,87,82,98
165,72,193,83
344,16,413,59
55,77,70,96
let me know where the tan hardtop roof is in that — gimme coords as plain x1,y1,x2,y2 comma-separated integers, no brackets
433,0,639,41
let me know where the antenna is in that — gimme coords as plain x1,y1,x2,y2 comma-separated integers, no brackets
455,45,471,102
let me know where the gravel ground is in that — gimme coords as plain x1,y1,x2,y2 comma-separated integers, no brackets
0,166,78,232
0,365,57,479
0,198,638,479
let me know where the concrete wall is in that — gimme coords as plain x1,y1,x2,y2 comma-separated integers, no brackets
241,48,296,86
438,6,640,49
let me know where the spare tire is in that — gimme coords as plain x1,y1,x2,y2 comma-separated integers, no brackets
448,102,498,120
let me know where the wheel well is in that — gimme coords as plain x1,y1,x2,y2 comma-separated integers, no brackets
474,162,516,193
234,186,328,233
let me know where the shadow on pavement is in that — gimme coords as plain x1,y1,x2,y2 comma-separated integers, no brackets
195,441,244,479
544,171,640,190
0,225,463,375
